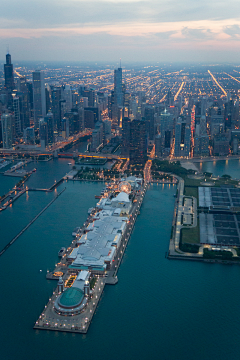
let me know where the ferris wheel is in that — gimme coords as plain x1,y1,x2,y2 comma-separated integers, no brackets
118,181,131,194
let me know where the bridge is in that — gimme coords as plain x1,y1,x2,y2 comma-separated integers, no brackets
58,152,128,160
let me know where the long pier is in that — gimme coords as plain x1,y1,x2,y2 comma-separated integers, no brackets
34,182,148,334
0,188,66,257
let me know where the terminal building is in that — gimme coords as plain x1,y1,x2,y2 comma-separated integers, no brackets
67,184,134,273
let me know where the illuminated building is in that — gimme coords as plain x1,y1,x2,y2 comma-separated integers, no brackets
4,53,15,91
129,118,147,164
32,70,46,128
1,113,14,149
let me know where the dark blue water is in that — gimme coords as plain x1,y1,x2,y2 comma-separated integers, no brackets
198,158,240,179
1,160,240,360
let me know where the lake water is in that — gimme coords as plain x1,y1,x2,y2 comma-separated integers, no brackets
1,160,240,360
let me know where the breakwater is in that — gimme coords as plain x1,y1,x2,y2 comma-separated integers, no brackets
0,188,66,257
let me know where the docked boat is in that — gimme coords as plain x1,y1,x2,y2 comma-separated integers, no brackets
58,247,66,257
72,227,81,237
95,195,101,199
88,207,94,214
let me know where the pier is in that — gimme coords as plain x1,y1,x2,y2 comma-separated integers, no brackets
34,179,148,334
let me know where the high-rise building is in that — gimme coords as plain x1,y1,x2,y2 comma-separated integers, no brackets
121,117,131,156
23,127,35,145
51,87,61,131
32,71,46,128
114,67,123,107
44,112,54,144
13,96,21,135
144,106,155,141
1,113,14,149
129,119,147,164
39,118,48,149
4,53,15,91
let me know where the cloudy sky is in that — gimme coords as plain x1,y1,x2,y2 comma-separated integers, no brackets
1,0,240,62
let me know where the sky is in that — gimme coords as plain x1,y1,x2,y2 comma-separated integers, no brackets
1,0,240,62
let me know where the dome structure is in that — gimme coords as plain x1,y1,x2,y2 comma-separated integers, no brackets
54,286,87,316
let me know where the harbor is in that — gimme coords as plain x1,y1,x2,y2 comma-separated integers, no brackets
1,158,240,360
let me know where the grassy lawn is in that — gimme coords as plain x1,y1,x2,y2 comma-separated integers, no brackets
181,220,200,244
184,186,198,201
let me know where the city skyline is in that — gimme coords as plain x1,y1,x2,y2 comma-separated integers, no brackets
1,0,240,62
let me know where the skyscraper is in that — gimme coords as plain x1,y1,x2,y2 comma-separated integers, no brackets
4,53,15,91
13,96,21,135
129,119,147,164
1,113,14,149
32,71,46,128
114,67,123,107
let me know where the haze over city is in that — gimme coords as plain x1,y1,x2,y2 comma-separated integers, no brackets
1,0,240,61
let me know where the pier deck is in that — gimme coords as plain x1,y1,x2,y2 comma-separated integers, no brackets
34,278,105,334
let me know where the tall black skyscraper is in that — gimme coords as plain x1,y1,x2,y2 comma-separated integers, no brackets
129,119,147,165
4,53,15,91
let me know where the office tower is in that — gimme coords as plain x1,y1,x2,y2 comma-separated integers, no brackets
79,97,88,108
1,113,14,148
19,76,30,129
4,53,15,91
32,71,46,128
144,106,155,141
78,107,85,131
210,115,224,137
84,110,95,129
174,119,182,157
201,97,207,116
64,110,79,136
84,107,99,129
184,125,191,157
39,118,48,148
61,117,69,138
13,96,21,135
44,112,54,144
62,85,72,112
160,110,174,135
51,87,61,131
129,119,147,164
114,67,123,107
213,134,229,155
91,122,103,151
45,85,51,113
82,89,95,107
200,115,207,135
121,117,131,156
166,89,174,106
155,134,162,157
103,120,111,142
23,127,35,145
174,118,191,157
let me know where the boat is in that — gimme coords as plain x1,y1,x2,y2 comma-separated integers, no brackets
58,247,66,257
88,207,94,214
72,227,81,236
68,163,72,165
95,195,101,199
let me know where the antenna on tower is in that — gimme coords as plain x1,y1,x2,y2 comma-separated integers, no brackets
120,58,121,68
6,44,9,54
